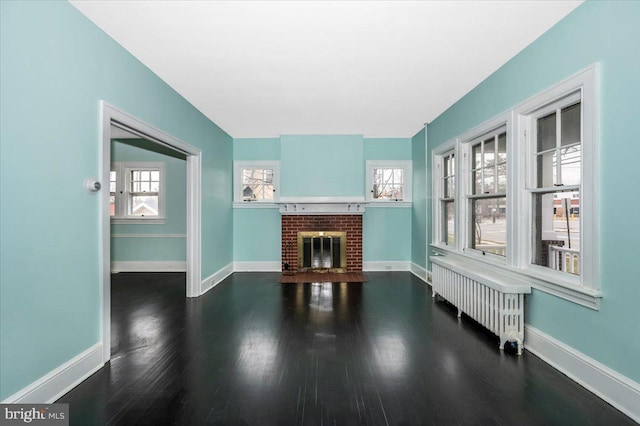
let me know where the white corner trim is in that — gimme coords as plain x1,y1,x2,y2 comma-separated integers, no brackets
2,343,103,404
410,262,429,284
233,261,281,272
200,263,234,295
525,324,640,423
110,261,186,273
363,261,411,272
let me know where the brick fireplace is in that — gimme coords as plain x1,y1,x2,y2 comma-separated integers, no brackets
281,215,363,273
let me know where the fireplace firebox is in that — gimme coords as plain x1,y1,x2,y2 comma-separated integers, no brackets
297,231,346,272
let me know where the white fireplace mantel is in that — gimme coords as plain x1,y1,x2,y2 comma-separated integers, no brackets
278,197,366,215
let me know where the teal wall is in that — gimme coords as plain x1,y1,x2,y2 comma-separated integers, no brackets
0,1,232,400
426,1,640,382
111,139,187,262
233,138,281,263
363,138,412,263
280,135,364,197
234,137,280,161
233,137,412,264
362,208,411,262
364,138,411,160
233,208,282,262
410,128,427,268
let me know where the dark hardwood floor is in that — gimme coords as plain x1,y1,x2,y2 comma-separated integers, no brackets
59,272,633,425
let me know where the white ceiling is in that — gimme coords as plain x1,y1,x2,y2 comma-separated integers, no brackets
70,1,582,138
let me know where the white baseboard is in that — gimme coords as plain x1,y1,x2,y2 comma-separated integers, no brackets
363,261,411,272
410,262,429,284
2,343,103,404
233,261,281,272
201,262,234,295
111,261,186,273
525,324,640,423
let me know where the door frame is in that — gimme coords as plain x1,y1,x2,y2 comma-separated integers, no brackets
100,101,202,363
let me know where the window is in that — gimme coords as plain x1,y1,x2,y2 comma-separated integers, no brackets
434,149,456,246
467,128,507,257
234,161,280,205
516,65,599,304
110,162,165,223
529,94,581,274
431,65,599,307
365,161,412,203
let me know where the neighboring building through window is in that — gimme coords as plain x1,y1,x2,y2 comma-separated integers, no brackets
242,168,274,201
110,162,165,223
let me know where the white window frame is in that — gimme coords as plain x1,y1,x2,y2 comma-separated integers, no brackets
514,65,599,305
233,161,280,207
365,160,412,206
431,65,600,309
111,161,166,224
458,117,510,265
432,141,458,249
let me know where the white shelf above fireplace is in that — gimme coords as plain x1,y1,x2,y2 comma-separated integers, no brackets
278,197,366,215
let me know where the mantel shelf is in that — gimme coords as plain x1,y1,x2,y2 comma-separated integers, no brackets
278,198,366,215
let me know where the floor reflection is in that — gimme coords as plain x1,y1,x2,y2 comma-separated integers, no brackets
57,272,634,426
281,281,363,323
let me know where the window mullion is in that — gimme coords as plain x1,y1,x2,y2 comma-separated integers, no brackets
118,164,126,218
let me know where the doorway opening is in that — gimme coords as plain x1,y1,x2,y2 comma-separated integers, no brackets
100,102,202,363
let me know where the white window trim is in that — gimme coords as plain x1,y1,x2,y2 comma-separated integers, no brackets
458,115,511,265
111,161,166,224
514,64,599,302
233,160,280,208
365,160,412,205
430,64,600,309
432,139,458,251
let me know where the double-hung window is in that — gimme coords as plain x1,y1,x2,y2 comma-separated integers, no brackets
467,127,507,257
110,162,165,223
233,161,280,205
528,93,582,274
517,65,598,302
434,149,456,246
431,65,599,307
365,161,412,204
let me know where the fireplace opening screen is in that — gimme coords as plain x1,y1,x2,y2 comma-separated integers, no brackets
297,231,347,272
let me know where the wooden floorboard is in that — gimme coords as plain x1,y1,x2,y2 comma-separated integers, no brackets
58,272,634,425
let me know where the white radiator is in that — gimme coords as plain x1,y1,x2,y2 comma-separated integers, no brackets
431,257,531,355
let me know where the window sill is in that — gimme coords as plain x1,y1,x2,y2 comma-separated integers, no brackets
429,245,602,310
111,218,165,225
366,201,412,208
233,202,279,209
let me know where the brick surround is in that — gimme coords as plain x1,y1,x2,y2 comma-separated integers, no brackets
281,215,363,272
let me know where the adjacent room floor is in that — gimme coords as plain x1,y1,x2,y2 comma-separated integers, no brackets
59,272,633,425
